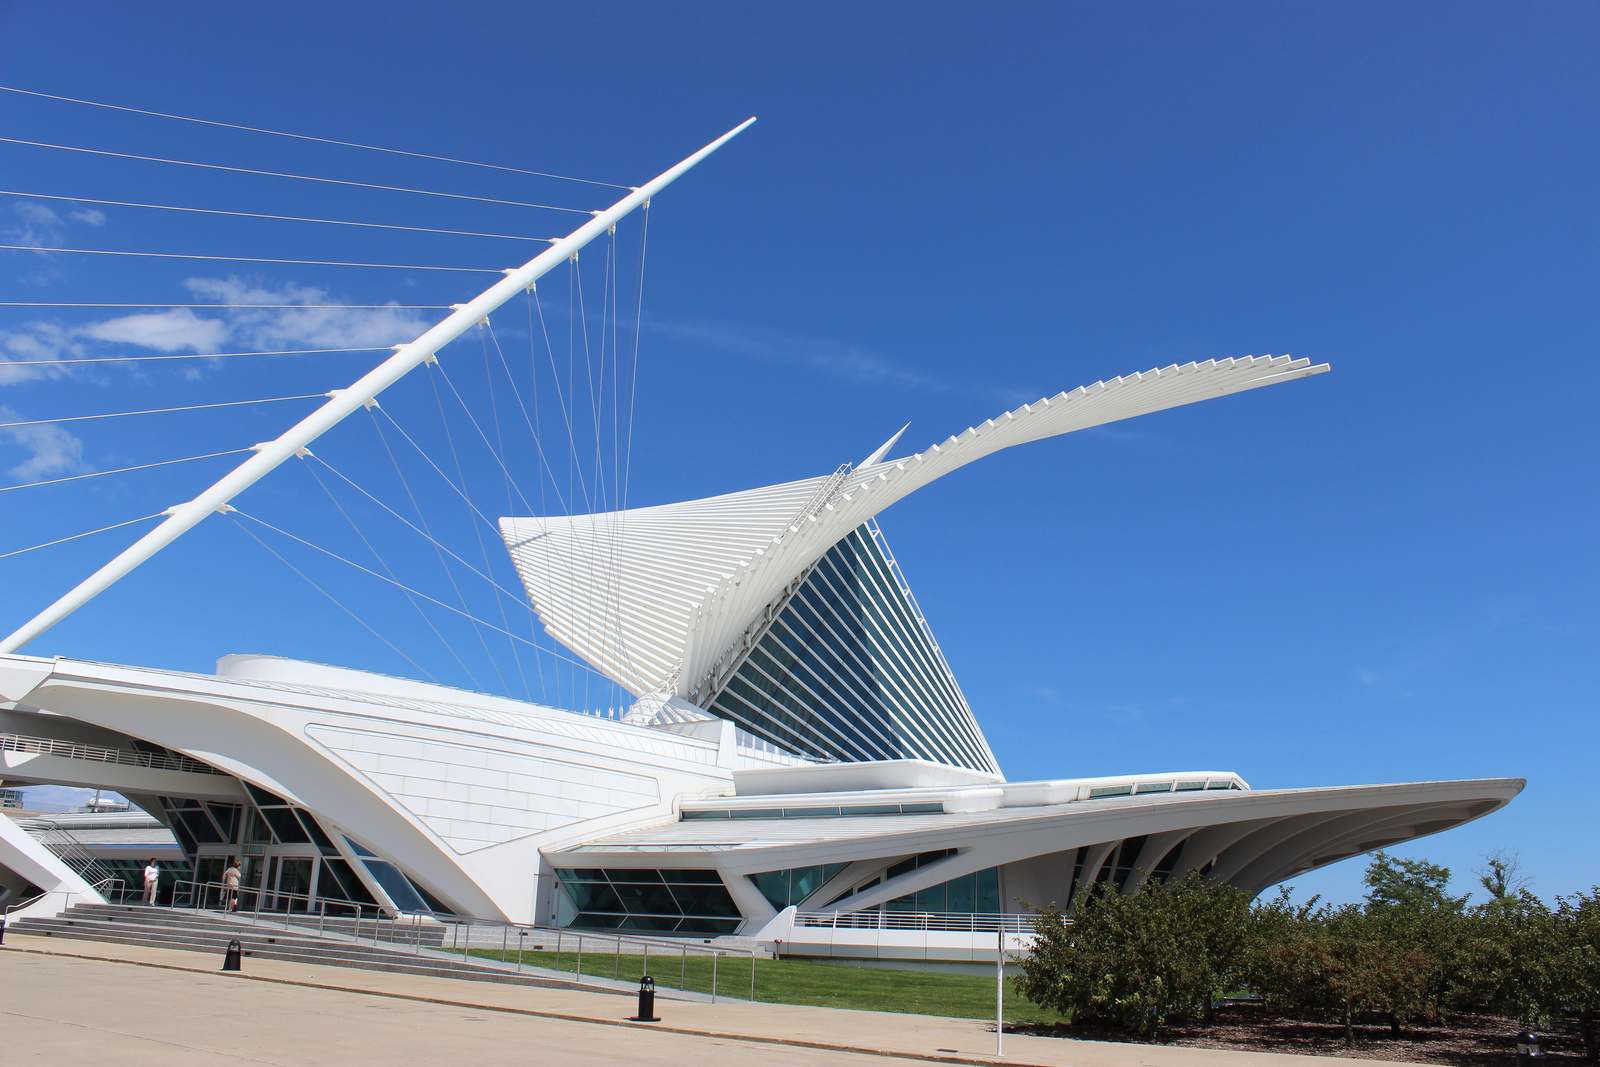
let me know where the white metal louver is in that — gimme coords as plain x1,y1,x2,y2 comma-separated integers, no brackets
501,355,1328,700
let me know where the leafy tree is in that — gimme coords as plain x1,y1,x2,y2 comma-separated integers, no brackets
1361,851,1467,1025
1245,894,1433,1045
1012,874,1252,1039
1479,850,1530,904
1554,888,1600,1062
1458,889,1562,1027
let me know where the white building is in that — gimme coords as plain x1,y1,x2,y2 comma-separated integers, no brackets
0,356,1521,960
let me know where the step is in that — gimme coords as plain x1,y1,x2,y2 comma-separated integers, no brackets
63,904,444,946
11,923,608,991
18,918,485,969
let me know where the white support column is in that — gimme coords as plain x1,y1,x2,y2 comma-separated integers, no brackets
0,118,756,655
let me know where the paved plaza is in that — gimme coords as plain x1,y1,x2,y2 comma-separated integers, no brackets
0,935,1415,1067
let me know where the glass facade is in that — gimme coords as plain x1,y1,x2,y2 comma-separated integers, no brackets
156,784,449,915
886,867,1001,914
706,523,998,774
553,868,742,934
750,863,847,910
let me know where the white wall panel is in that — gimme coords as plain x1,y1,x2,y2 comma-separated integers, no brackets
308,725,661,854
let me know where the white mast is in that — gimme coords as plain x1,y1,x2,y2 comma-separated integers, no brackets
0,118,756,655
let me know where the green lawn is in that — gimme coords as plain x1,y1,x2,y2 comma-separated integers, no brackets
466,944,1063,1024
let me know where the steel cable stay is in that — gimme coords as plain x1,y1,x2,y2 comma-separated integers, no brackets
0,244,503,273
226,507,628,688
614,200,653,689
0,512,165,561
0,84,631,189
392,375,511,696
428,358,541,518
0,190,560,243
424,359,525,700
527,280,594,511
0,117,757,703
362,406,502,692
369,405,503,535
305,451,529,605
225,510,439,684
478,326,540,703
0,347,389,368
569,250,606,715
0,393,328,430
482,317,573,521
297,456,483,692
0,136,596,214
0,448,253,494
0,302,452,310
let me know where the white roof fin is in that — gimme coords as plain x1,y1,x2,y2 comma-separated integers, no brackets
860,422,910,467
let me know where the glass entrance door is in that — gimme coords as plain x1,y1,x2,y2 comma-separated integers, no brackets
276,857,314,912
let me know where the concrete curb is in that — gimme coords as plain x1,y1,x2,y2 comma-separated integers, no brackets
3,942,1047,1067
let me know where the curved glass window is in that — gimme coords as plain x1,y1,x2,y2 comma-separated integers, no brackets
552,868,741,935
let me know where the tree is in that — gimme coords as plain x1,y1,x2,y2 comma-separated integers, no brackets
1458,889,1562,1028
1554,888,1600,1062
1012,874,1252,1039
1364,850,1468,915
1361,851,1467,1027
1245,893,1434,1046
1479,850,1530,904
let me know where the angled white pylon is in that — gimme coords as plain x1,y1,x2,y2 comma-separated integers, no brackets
0,118,757,655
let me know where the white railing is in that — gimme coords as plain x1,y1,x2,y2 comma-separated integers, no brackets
3,876,125,920
172,879,763,1001
28,819,126,887
0,731,224,776
794,909,1040,933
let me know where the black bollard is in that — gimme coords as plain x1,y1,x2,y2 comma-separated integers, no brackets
633,974,658,1022
222,938,242,972
1517,1030,1545,1062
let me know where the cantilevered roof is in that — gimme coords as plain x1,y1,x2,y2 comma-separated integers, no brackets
502,355,1328,698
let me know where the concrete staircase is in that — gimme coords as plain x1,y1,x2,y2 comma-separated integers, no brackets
11,903,619,991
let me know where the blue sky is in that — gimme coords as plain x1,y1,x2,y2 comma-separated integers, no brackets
1,3,1595,905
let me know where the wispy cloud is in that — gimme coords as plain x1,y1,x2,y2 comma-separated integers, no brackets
0,274,428,478
184,276,431,350
647,315,1041,407
2,200,109,285
0,402,86,479
79,307,231,353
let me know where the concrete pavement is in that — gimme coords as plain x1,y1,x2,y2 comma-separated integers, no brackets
0,934,1418,1066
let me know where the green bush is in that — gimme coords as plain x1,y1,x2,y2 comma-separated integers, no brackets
1012,873,1251,1039
1012,850,1600,1059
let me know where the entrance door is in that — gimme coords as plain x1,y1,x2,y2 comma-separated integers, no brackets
276,857,315,913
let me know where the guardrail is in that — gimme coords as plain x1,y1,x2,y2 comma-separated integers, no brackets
0,731,223,776
3,876,125,919
795,909,1040,933
175,878,394,940
172,878,762,1001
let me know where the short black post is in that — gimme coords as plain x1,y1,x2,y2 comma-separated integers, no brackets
1517,1030,1545,1062
633,974,658,1022
222,938,242,972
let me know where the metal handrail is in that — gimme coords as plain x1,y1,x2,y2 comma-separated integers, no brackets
3,875,125,919
159,877,765,1001
176,877,392,930
28,818,124,887
0,731,223,776
794,909,1040,933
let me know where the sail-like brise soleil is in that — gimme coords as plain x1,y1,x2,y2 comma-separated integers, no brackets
501,355,1328,703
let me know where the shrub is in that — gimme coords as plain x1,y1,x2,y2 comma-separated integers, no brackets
1013,874,1251,1039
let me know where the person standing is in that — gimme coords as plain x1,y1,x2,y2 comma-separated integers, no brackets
143,858,160,905
222,858,242,911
